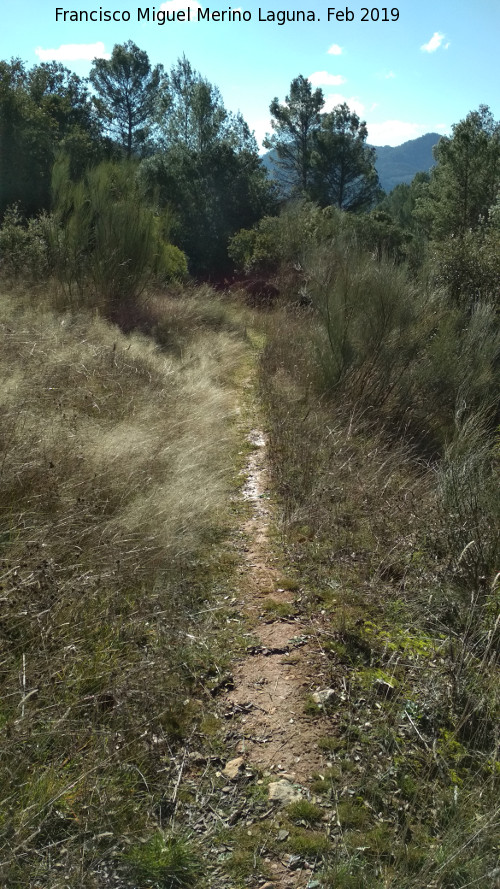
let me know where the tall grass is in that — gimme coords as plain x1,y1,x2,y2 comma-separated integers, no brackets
302,243,500,452
0,287,247,886
258,288,499,888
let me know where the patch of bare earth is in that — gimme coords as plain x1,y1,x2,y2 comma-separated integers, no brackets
221,430,334,886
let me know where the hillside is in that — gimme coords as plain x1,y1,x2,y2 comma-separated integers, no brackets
374,131,442,191
262,131,443,194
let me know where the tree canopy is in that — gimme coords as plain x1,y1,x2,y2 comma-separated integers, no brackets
265,74,324,196
420,105,500,238
265,77,379,210
90,41,163,158
136,55,274,274
312,103,380,211
0,58,103,216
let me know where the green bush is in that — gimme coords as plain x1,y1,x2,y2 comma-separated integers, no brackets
435,226,500,306
52,158,187,308
228,201,344,276
299,238,499,450
0,204,53,280
305,244,421,404
159,242,189,281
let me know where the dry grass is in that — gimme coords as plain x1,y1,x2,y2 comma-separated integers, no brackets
0,287,250,886
258,303,500,889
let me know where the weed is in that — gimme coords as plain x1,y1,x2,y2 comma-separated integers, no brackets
125,832,203,888
318,735,345,753
286,799,324,825
222,823,274,882
287,827,331,857
261,598,297,619
337,800,371,830
322,859,378,889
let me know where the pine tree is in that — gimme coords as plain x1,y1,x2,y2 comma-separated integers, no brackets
264,74,324,196
90,42,163,158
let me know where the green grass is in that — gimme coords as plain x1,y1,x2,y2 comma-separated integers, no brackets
257,298,500,888
261,598,297,619
286,799,324,825
125,832,203,888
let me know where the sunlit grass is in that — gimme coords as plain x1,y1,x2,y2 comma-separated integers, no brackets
0,286,249,885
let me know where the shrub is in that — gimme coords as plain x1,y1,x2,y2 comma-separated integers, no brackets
434,226,500,307
160,242,189,281
306,244,419,404
299,239,499,451
0,204,52,280
52,158,188,309
228,201,344,277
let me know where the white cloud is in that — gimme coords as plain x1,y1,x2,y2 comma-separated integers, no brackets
365,120,431,146
35,42,110,61
327,44,343,55
253,115,274,153
421,32,447,53
309,71,346,87
385,71,396,79
323,93,365,117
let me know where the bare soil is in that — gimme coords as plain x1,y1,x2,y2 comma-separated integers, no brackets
221,429,334,885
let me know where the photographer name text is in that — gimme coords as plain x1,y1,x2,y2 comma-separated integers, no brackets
55,6,400,25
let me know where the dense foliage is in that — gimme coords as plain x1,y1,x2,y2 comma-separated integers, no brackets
0,46,274,275
265,75,381,208
0,58,106,217
90,40,164,158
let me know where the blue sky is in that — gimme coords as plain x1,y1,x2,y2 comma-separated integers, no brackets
2,0,499,148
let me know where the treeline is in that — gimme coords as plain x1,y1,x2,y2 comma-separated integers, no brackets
0,45,273,275
1,41,500,305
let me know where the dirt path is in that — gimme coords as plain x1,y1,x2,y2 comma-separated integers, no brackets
221,428,334,887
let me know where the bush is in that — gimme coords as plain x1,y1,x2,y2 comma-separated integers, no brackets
435,226,500,307
0,204,53,280
305,244,419,404
159,242,189,281
298,238,500,451
228,202,344,277
52,158,188,309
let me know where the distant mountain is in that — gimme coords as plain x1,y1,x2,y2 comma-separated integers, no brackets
374,132,442,192
262,132,443,195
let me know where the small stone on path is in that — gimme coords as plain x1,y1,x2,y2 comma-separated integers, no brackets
268,779,303,804
222,756,245,779
312,688,336,707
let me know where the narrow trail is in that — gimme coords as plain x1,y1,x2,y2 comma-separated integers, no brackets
222,426,335,887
